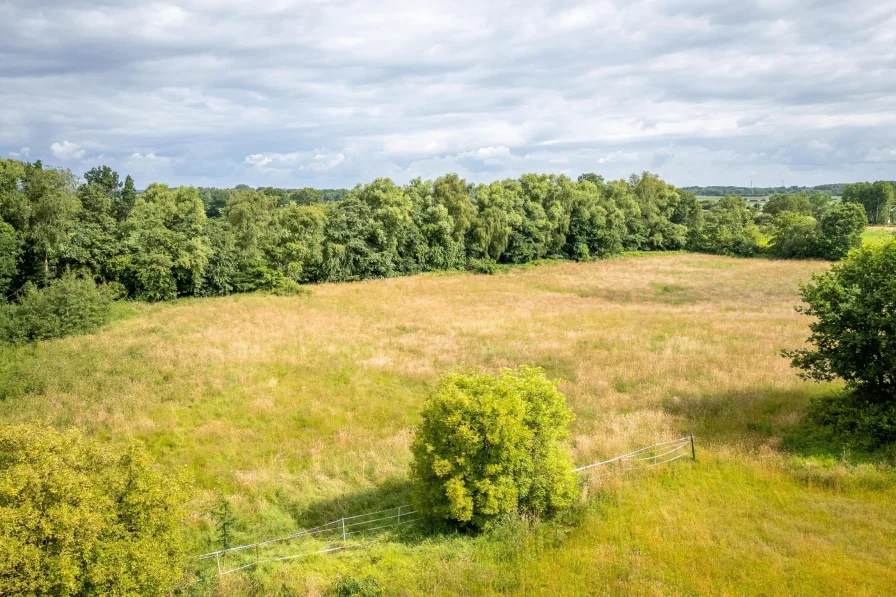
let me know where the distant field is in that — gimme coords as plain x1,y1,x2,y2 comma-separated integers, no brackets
1,254,894,595
863,225,896,246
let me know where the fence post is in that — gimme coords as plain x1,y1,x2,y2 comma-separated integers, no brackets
256,544,259,564
215,553,222,576
341,517,346,544
397,505,402,525
690,435,696,461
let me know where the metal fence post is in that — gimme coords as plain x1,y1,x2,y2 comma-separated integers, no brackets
690,435,696,461
215,553,222,576
397,505,402,525
341,517,346,544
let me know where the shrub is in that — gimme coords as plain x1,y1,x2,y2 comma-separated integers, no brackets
0,273,113,344
0,425,187,596
410,367,579,530
768,212,819,258
688,195,761,257
806,392,896,450
816,202,866,260
470,257,499,275
332,576,384,597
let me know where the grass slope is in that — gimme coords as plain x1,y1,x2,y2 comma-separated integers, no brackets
1,253,894,595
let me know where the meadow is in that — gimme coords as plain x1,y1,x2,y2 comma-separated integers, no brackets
862,225,896,247
1,252,895,595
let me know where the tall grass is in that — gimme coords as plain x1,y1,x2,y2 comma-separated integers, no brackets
1,253,894,595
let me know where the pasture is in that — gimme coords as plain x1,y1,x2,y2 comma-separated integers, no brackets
1,252,894,595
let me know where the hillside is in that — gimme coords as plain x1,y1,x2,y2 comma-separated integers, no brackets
2,253,894,595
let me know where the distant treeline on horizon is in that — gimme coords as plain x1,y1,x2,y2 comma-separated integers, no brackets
193,183,890,204
681,183,886,197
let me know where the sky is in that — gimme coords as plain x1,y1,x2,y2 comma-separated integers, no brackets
1,0,895,190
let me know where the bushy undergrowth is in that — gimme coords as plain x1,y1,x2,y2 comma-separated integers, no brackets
805,392,896,451
411,367,580,530
332,576,384,597
0,274,114,344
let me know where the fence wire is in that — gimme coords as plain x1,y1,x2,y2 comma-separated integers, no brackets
197,435,695,577
573,435,695,473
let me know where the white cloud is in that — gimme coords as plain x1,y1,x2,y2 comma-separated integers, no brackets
49,140,86,160
864,148,896,162
464,146,512,160
9,147,30,158
245,149,345,172
129,152,172,163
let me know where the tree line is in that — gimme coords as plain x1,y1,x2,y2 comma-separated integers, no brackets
0,156,892,322
683,183,865,197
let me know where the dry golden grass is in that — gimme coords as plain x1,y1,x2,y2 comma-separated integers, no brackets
2,252,894,595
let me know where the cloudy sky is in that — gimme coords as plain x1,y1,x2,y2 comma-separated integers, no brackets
2,0,895,189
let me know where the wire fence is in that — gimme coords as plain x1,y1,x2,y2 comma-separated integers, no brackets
197,435,695,578
198,504,420,577
573,435,695,474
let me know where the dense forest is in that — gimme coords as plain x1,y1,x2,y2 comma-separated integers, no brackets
0,156,892,339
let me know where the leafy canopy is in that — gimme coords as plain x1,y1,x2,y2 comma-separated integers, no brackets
787,239,896,402
410,367,579,530
0,425,187,596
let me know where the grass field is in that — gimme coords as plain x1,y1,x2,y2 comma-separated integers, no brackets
863,226,896,247
2,253,895,595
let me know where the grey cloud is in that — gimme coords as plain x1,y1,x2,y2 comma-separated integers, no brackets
1,0,895,188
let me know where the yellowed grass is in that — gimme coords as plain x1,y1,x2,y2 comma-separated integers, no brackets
3,253,895,595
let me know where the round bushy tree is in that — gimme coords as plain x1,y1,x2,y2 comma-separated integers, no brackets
787,239,896,400
410,367,579,530
816,202,867,260
0,425,187,596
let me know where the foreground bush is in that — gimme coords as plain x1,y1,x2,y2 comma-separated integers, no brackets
0,273,113,343
411,367,579,530
787,239,896,447
0,425,187,596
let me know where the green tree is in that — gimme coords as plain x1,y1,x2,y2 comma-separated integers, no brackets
122,184,210,301
290,187,325,206
688,195,760,257
842,181,894,225
0,425,187,596
630,172,694,250
562,178,625,259
787,239,896,400
66,176,122,280
807,191,832,219
0,220,20,298
816,202,866,260
768,212,819,258
411,367,579,530
469,181,518,261
116,175,137,222
322,180,412,282
762,193,812,217
21,162,79,276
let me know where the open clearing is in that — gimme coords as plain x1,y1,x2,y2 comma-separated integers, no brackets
2,252,895,595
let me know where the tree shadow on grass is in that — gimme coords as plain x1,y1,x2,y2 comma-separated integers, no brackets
295,477,414,528
662,385,891,463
